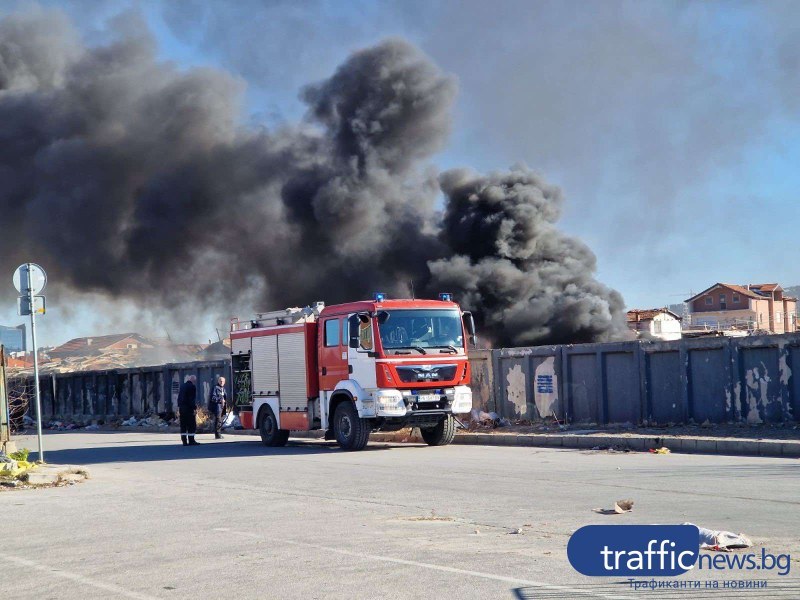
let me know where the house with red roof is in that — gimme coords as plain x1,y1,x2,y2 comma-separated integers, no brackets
685,283,797,333
48,333,155,359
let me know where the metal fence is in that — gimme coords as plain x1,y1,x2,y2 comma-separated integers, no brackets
482,333,800,425
9,360,231,422
11,333,800,426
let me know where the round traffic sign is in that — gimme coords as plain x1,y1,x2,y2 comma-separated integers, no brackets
13,263,47,294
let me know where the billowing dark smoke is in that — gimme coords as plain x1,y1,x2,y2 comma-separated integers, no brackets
0,10,628,347
429,169,628,345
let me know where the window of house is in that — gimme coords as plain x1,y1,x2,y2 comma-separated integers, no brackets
733,294,740,303
705,296,713,305
653,321,662,334
719,294,726,303
324,319,340,347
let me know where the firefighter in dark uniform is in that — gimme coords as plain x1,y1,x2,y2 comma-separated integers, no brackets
209,375,228,440
178,375,199,445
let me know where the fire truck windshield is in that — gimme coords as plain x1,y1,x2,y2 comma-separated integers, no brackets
377,309,464,352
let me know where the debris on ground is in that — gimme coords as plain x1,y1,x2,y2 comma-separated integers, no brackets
590,444,632,453
649,447,671,454
140,414,168,428
469,409,502,428
121,416,138,427
1,448,37,482
593,499,634,515
508,528,524,535
685,523,753,551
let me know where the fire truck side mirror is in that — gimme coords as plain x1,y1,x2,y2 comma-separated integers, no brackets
463,311,477,347
348,314,360,348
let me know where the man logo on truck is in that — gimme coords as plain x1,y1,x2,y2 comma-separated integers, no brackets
230,294,475,451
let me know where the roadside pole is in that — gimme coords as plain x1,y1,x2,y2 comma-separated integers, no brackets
12,262,47,463
28,265,44,462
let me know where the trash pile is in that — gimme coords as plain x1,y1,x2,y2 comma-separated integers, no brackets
120,415,170,429
469,409,508,429
467,409,568,432
0,448,36,485
686,523,753,552
46,421,82,431
222,412,241,430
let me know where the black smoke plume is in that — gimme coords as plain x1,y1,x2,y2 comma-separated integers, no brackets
0,10,628,347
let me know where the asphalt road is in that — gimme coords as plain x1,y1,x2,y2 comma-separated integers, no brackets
3,431,799,599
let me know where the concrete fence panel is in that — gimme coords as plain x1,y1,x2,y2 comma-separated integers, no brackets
467,350,494,414
11,334,800,426
495,346,561,421
490,333,800,426
642,346,683,424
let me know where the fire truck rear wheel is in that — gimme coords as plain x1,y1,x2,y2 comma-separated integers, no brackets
333,401,370,451
420,414,456,446
259,405,289,447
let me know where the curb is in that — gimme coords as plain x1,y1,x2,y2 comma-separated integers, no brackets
24,463,91,486
223,428,800,458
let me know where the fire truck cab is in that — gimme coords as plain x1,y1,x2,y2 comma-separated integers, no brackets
230,295,475,450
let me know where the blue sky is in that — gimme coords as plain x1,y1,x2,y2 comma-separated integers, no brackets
2,0,799,346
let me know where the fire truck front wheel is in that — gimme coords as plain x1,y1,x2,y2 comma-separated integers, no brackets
258,405,289,447
420,414,456,446
333,401,370,451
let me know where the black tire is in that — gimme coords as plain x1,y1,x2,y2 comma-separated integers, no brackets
259,405,289,447
333,401,370,450
421,414,456,446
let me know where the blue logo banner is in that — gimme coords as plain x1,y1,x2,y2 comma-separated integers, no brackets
568,525,699,576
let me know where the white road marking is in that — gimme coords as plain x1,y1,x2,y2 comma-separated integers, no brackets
0,552,160,600
214,528,636,600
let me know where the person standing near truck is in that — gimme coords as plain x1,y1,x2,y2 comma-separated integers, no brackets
178,375,199,446
209,375,228,440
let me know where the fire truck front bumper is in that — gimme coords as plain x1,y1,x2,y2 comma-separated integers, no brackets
366,385,472,418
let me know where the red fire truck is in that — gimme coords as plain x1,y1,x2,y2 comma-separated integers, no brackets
230,294,475,450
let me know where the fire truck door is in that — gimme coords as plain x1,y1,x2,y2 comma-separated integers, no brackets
319,317,348,390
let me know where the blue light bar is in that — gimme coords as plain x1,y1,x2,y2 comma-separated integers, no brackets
439,292,453,302
374,292,386,302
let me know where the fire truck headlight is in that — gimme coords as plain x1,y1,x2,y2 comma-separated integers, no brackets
375,393,406,416
451,387,472,414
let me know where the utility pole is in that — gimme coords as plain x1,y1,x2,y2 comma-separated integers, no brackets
28,268,44,462
13,263,47,462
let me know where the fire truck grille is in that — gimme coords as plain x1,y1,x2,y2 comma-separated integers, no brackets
395,364,457,383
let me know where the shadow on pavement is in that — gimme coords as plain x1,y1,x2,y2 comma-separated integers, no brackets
31,434,397,465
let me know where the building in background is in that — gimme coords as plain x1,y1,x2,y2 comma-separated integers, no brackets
48,332,155,359
685,283,797,334
0,324,26,353
6,331,211,375
626,309,682,340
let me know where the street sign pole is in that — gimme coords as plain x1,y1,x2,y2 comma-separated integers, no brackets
27,264,44,462
12,262,46,462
